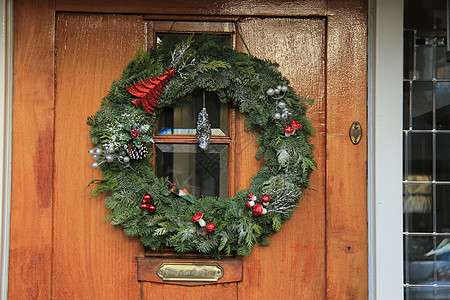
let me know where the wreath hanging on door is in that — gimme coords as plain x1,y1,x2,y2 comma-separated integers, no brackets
87,35,316,258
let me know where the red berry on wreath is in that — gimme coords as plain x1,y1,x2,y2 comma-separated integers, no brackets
140,203,149,211
148,205,156,213
143,194,153,203
131,128,143,138
261,194,271,206
206,223,216,233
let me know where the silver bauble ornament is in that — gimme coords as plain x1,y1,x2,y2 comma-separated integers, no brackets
266,88,275,96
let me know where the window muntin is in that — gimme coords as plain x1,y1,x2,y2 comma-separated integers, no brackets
403,1,450,298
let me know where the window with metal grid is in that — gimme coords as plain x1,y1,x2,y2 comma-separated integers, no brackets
403,0,450,298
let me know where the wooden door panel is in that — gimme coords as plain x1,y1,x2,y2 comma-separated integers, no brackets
142,282,237,300
55,0,327,17
326,2,368,298
11,1,368,299
53,13,147,299
9,0,55,298
235,18,326,300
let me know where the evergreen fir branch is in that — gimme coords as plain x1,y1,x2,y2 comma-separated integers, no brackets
203,60,231,71
153,227,168,236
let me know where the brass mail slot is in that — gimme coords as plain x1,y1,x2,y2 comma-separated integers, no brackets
137,256,243,286
156,262,224,281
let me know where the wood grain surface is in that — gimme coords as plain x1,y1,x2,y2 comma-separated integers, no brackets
326,0,368,299
55,0,327,17
9,0,55,298
235,17,327,300
52,13,147,299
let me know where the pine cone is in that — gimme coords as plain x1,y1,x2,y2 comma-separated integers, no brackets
127,143,149,160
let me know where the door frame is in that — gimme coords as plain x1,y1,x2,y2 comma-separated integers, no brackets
0,0,13,298
367,0,404,299
0,0,380,295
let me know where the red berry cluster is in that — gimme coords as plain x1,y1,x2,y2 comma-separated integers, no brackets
246,193,270,216
140,194,156,212
131,128,143,138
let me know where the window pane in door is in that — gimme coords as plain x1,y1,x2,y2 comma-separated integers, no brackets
405,132,433,179
155,144,228,199
436,82,450,129
404,0,434,29
404,235,435,284
404,81,411,130
403,183,433,232
156,91,229,136
415,45,434,81
411,81,433,129
436,46,450,79
436,185,450,233
436,133,450,181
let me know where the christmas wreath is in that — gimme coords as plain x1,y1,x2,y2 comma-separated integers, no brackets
87,35,316,258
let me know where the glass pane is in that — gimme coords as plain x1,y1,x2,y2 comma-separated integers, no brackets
436,0,448,30
157,91,228,136
428,236,450,283
412,81,433,129
437,287,450,299
436,46,450,79
405,235,435,284
155,144,228,199
437,186,450,233
406,133,433,179
404,30,415,79
415,46,434,81
436,82,450,129
404,81,411,130
404,0,434,29
405,286,435,300
436,134,450,181
156,33,230,47
404,183,433,232
404,133,407,180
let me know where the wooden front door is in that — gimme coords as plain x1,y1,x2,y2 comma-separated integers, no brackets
10,0,367,299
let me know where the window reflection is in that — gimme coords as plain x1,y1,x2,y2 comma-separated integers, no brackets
156,91,228,136
403,1,450,298
155,144,228,199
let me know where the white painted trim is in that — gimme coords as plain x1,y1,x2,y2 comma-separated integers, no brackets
368,0,404,299
0,0,13,298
